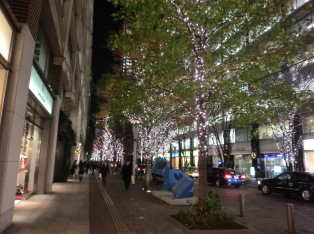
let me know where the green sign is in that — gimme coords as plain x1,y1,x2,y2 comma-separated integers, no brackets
29,66,53,114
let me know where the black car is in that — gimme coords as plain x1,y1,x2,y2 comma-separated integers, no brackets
135,164,146,178
257,171,314,201
207,168,246,188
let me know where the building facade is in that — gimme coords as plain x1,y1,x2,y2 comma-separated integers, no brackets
0,0,93,232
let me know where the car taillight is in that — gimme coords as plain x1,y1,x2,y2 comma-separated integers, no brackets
137,168,141,171
241,175,246,179
225,174,232,179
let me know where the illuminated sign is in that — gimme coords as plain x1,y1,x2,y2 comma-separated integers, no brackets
264,154,283,158
0,8,13,60
29,66,53,114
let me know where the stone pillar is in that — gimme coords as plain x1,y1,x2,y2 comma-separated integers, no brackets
45,96,61,193
0,25,35,232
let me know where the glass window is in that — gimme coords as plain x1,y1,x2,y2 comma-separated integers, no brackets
34,29,51,80
303,115,314,134
277,172,291,180
293,0,309,9
292,172,308,182
0,69,8,125
259,125,274,139
194,137,199,148
235,128,249,142
208,133,216,145
183,138,190,150
230,128,235,143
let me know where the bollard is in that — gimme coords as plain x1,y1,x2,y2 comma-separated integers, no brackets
240,194,245,217
287,203,295,234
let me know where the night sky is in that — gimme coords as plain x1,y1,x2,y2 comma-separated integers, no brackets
92,0,120,83
86,0,120,153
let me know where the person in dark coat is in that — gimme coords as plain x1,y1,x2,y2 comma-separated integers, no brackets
99,161,110,184
121,160,132,190
71,160,77,178
78,160,84,181
92,161,97,175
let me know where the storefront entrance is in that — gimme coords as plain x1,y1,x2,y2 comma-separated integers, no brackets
16,107,43,200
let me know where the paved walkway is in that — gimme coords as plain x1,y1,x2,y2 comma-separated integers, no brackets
0,172,299,234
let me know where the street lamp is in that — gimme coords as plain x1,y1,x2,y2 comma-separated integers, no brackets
132,124,138,183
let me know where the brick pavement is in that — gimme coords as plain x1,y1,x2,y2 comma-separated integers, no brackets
2,171,310,234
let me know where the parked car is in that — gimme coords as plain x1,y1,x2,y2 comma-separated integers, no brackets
257,171,314,201
207,168,246,188
135,164,146,178
181,166,199,179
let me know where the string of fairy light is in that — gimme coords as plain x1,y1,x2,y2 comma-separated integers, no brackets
171,0,209,154
137,120,176,159
266,59,314,168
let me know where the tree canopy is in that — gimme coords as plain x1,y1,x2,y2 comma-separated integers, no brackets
105,0,314,201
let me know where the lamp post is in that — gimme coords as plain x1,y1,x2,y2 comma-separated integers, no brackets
132,125,138,183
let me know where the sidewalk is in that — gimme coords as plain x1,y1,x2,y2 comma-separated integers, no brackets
0,172,292,234
3,176,90,234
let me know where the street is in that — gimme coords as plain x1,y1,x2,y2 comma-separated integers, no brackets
208,184,314,233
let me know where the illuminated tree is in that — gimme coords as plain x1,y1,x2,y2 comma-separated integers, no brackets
136,117,176,191
108,0,313,201
92,118,124,167
258,61,314,171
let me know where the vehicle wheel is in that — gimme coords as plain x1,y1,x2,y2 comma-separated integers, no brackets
261,185,271,194
234,184,240,188
301,189,312,201
215,179,220,187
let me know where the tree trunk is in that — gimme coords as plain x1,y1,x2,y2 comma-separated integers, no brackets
144,158,151,191
197,111,208,202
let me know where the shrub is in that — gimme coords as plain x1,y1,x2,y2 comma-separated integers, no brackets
175,191,245,230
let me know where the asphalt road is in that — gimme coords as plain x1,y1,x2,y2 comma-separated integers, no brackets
208,184,314,233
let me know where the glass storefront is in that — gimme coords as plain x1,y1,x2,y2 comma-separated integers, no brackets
234,155,252,176
16,107,43,199
304,152,314,172
258,154,287,178
304,139,314,172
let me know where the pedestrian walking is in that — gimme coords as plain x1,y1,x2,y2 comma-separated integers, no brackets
99,161,110,184
92,162,97,175
78,160,84,181
84,160,89,174
71,160,77,178
121,160,132,190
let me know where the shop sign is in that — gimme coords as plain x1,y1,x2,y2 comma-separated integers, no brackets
260,139,281,153
0,8,13,60
304,139,314,150
264,153,283,158
29,66,53,114
231,142,251,154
